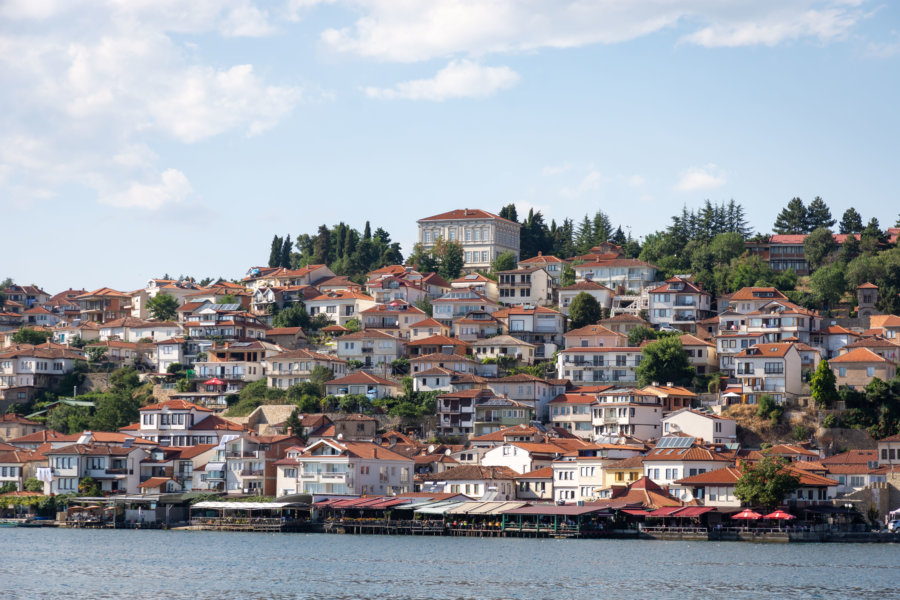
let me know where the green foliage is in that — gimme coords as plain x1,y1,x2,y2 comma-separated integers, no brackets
146,293,179,321
283,408,302,435
792,424,811,442
12,328,53,345
86,346,108,364
24,478,44,493
806,197,835,231
561,263,576,287
635,336,695,387
809,263,845,308
733,455,801,510
773,197,808,234
46,403,92,434
823,414,839,429
272,303,310,329
286,222,403,281
491,251,518,274
810,359,839,408
225,380,287,417
0,481,17,494
756,394,783,422
627,325,658,347
839,207,864,234
166,362,184,375
78,476,102,497
219,294,238,305
344,318,361,333
414,296,433,317
567,292,602,329
391,357,410,376
434,238,465,281
803,227,838,271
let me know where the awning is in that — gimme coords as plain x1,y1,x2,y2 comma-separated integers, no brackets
502,504,615,517
216,434,240,449
192,501,297,510
414,501,467,515
621,509,650,516
673,506,715,518
204,462,225,471
648,506,683,517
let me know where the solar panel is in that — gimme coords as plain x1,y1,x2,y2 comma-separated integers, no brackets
657,436,694,449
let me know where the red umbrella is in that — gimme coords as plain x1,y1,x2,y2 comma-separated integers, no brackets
204,378,226,386
763,510,795,520
731,509,763,520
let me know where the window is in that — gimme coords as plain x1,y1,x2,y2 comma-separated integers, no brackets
839,367,847,377
867,367,876,377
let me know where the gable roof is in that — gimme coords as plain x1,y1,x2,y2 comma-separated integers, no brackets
418,209,518,224
831,347,893,364
735,342,795,358
326,372,400,387
421,465,519,481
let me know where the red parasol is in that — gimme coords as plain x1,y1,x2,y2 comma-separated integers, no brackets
204,378,226,386
763,510,795,520
731,509,763,520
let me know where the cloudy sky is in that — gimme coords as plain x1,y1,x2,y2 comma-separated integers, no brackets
2,0,898,292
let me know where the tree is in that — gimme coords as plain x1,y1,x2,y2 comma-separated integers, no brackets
24,477,44,493
805,197,835,231
772,197,808,234
840,233,861,264
268,235,283,268
313,225,332,265
809,263,845,309
756,393,783,422
0,481,17,494
86,346,108,364
90,390,141,432
11,328,52,345
635,337,695,387
839,208,864,234
438,241,465,281
568,292,602,329
803,227,838,271
733,455,800,510
627,325,658,347
46,403,92,434
283,408,302,435
414,296,433,317
810,359,839,408
78,476,102,497
491,251,517,274
281,235,293,268
498,203,518,223
146,293,179,321
709,232,745,265
272,303,310,329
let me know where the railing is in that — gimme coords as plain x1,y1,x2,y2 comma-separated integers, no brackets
240,469,265,477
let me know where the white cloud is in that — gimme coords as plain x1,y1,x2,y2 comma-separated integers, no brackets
541,164,571,176
0,1,300,210
102,168,194,210
626,175,645,187
364,59,519,101
316,1,866,62
560,169,610,199
674,164,727,191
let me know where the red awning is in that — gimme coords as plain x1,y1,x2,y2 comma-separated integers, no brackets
621,509,650,516
648,506,683,517
673,506,715,518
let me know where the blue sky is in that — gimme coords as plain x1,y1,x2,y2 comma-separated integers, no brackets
1,1,898,292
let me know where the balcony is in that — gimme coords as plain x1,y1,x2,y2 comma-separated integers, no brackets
602,413,620,424
321,472,347,480
241,469,265,477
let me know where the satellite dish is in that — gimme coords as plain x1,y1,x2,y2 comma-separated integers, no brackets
337,433,343,440
444,449,451,456
428,444,435,453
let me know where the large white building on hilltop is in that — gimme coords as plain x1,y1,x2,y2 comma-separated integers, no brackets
417,209,521,272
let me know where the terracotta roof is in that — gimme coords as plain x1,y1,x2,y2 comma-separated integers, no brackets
339,329,399,341
608,455,646,469
326,372,400,387
301,439,411,461
857,282,879,289
139,477,173,489
601,314,650,324
407,334,467,347
412,318,447,329
564,324,623,338
271,348,346,363
820,449,878,466
515,466,554,479
735,342,795,358
140,399,212,412
831,347,893,364
0,414,41,426
520,253,567,264
728,287,789,301
421,465,519,481
410,352,476,363
678,334,715,347
418,209,518,224
266,327,305,336
644,445,734,462
675,466,742,485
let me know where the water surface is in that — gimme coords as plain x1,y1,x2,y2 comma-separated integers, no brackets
2,528,897,599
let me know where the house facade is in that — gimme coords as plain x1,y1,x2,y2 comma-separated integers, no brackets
417,208,521,272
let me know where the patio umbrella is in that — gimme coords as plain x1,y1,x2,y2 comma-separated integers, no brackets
763,510,795,520
204,378,226,386
731,509,763,520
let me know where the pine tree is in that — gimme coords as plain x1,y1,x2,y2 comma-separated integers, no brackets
575,216,593,254
313,225,332,265
726,199,753,238
280,235,293,268
610,226,626,245
806,197,835,231
591,211,612,246
498,204,518,223
773,197,808,234
839,208,864,234
363,221,372,241
268,235,282,268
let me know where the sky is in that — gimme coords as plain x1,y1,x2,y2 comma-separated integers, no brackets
1,0,898,293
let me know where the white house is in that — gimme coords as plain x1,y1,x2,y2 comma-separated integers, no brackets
661,409,737,445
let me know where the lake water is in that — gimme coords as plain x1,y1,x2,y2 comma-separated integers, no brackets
2,528,898,599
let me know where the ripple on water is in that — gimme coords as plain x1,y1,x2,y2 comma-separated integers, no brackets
2,529,900,600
